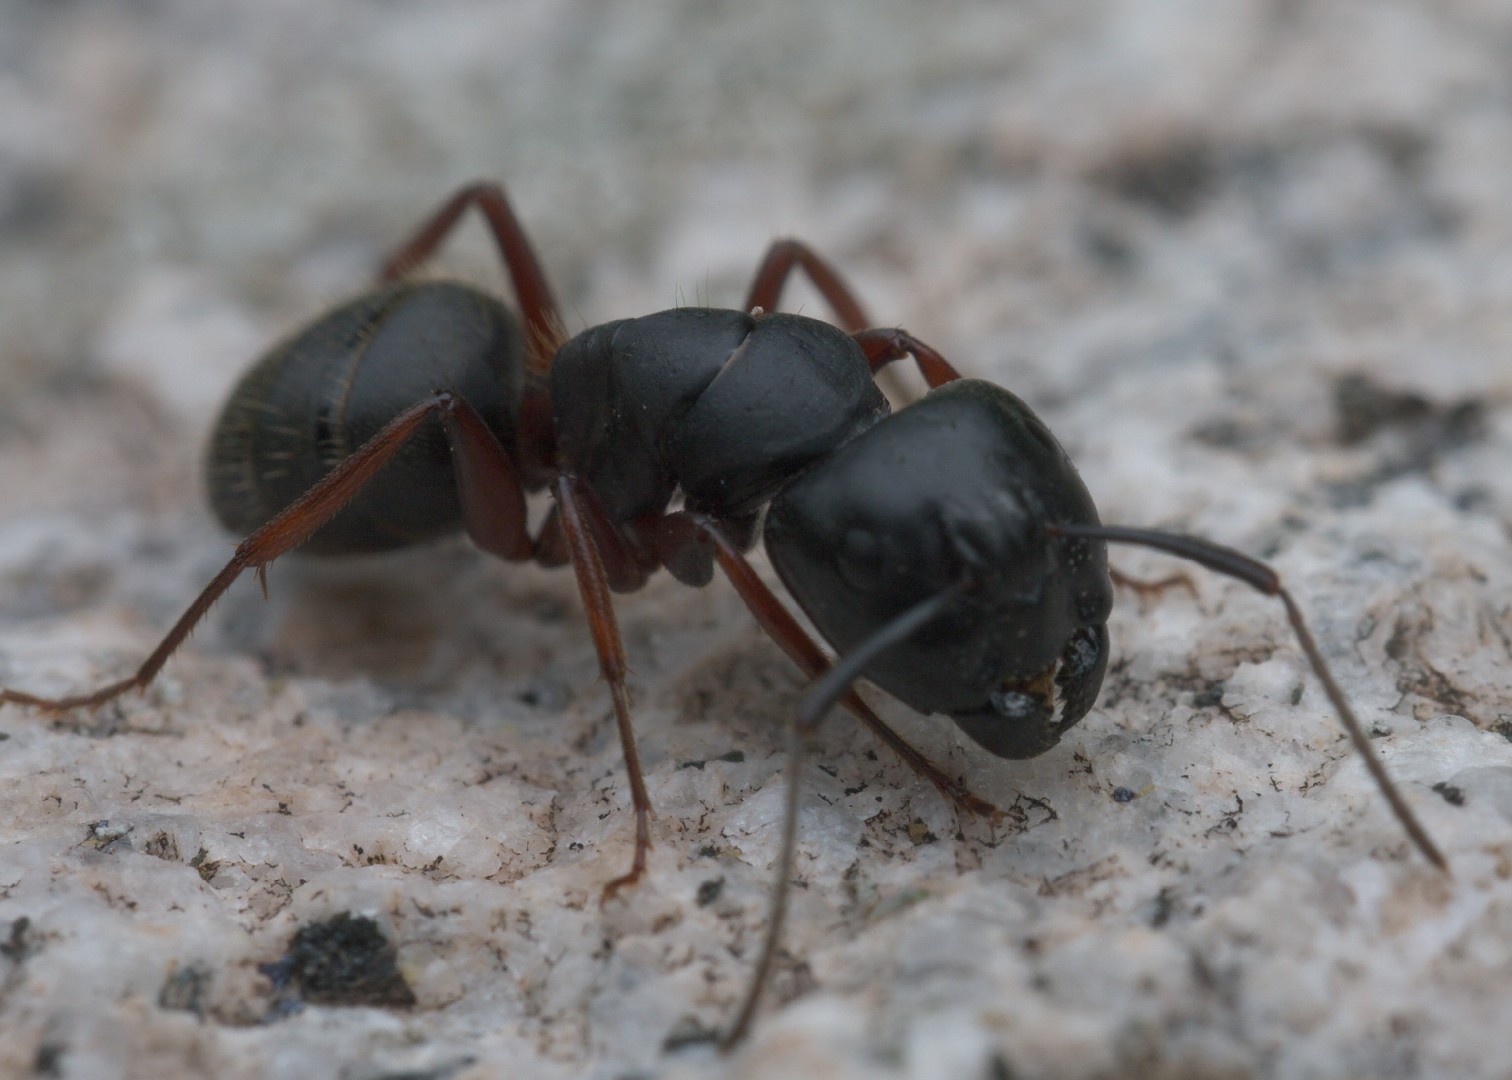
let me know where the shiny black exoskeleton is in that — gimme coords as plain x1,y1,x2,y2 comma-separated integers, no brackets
766,378,1113,760
208,281,524,554
550,308,1115,759
1,182,1443,1053
551,308,887,522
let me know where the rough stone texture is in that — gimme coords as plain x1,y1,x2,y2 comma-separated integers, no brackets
2,2,1511,1078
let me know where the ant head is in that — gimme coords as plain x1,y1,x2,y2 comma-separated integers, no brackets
765,379,1114,758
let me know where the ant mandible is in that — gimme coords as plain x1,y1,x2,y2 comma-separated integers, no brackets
0,181,1446,1049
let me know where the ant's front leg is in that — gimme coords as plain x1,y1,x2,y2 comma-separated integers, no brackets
852,327,964,387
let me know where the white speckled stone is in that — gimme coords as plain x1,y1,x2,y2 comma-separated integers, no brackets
2,3,1511,1078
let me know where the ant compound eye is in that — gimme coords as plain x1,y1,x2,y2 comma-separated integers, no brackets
837,527,884,592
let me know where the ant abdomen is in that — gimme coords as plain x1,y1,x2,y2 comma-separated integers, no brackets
206,280,524,554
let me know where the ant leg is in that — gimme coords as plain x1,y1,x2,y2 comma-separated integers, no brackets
852,327,964,387
744,239,871,332
377,181,564,373
721,584,963,1050
532,494,657,595
375,182,563,480
651,511,1001,820
439,394,534,562
1,392,531,714
743,241,939,406
1049,522,1448,873
552,475,657,902
1110,567,1199,608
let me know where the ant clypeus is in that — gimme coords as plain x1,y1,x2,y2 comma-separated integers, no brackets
1,181,1445,1049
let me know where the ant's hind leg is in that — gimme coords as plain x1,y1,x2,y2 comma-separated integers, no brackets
378,181,565,373
1,392,530,715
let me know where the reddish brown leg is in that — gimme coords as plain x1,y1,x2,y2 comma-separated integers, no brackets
377,181,565,374
651,511,1002,821
552,476,657,902
441,395,535,562
532,498,658,595
853,328,964,387
744,239,872,332
1,392,531,714
1110,567,1199,607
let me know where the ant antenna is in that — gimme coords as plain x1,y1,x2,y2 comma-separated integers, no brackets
1050,522,1447,872
721,583,964,1050
721,524,1448,1049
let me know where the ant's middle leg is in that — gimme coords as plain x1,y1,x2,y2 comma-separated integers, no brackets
549,476,660,903
0,392,531,714
744,239,872,332
649,509,1002,821
377,181,565,373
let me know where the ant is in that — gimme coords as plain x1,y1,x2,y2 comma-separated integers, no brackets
1,181,1446,1049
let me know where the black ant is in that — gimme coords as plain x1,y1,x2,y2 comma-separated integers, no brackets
0,181,1446,1049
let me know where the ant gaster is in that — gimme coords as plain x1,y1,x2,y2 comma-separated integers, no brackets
1,182,1446,1049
